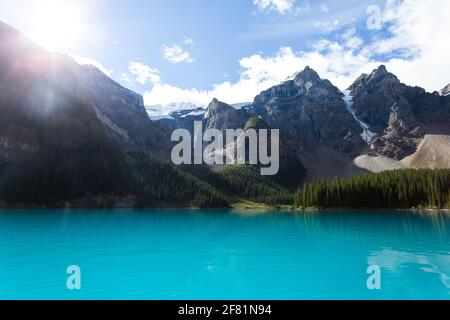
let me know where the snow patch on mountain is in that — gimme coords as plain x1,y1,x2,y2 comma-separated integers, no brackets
180,109,205,118
231,102,252,110
343,90,377,144
146,102,202,120
440,84,450,96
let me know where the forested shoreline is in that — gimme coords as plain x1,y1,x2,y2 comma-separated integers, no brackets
295,169,450,209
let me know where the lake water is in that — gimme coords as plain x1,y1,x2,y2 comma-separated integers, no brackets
0,209,449,300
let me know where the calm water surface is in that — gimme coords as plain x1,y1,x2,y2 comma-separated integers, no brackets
0,209,448,300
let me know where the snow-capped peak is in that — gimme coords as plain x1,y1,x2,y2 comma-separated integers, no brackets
145,102,204,120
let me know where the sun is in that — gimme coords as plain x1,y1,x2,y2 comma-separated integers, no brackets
27,0,83,52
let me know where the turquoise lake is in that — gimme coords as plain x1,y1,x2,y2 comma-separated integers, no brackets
0,209,449,300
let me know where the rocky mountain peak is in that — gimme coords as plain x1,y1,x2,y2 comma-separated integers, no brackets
348,65,400,95
294,66,321,82
375,64,387,73
441,84,450,96
250,66,365,154
207,98,236,114
347,64,450,160
208,97,225,108
254,66,340,106
370,65,398,81
205,98,249,131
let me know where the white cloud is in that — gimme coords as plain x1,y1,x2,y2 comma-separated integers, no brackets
253,0,295,15
184,37,194,46
71,54,113,76
145,0,450,109
313,19,340,33
367,0,450,92
340,27,364,49
163,45,194,64
320,4,330,13
144,44,375,107
129,61,161,85
120,73,132,83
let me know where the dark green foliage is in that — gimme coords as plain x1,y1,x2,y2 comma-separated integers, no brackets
214,165,294,206
0,141,131,203
0,96,133,204
272,155,307,190
179,164,296,206
130,154,228,208
243,117,307,190
295,169,450,209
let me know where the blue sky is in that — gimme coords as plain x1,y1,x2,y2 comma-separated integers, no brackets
0,0,449,112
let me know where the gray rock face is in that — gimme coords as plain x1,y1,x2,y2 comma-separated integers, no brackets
349,65,450,159
348,65,407,128
205,98,250,131
74,63,166,155
441,84,450,96
252,67,364,154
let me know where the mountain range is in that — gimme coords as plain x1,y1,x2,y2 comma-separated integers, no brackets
155,65,450,180
0,21,449,208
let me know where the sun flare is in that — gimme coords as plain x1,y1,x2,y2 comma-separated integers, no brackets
27,0,83,52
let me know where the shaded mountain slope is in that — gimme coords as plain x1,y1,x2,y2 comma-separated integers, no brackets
0,22,134,203
0,22,224,207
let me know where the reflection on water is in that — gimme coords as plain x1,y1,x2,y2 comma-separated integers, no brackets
369,249,450,289
0,209,448,299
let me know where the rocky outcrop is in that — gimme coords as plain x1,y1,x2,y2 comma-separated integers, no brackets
440,84,450,96
73,62,166,155
349,65,450,159
252,66,365,154
205,98,250,131
348,65,406,128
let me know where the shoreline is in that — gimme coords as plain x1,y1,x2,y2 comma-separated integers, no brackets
0,202,449,213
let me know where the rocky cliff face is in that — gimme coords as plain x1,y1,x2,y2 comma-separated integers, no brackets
252,67,365,154
74,63,166,155
349,65,450,159
441,84,450,96
205,98,250,131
